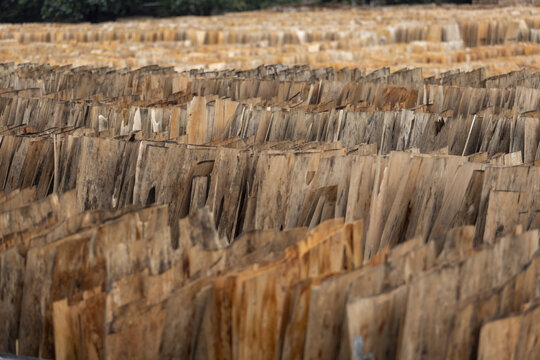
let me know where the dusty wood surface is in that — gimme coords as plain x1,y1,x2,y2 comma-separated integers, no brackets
1,5,540,359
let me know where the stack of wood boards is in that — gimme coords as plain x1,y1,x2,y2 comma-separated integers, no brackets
1,64,539,158
1,5,540,75
1,2,540,356
0,59,539,359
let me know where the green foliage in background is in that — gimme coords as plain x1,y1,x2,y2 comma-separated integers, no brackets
40,0,146,22
157,0,245,16
155,0,306,16
0,0,146,22
0,0,302,22
0,0,462,23
0,0,43,22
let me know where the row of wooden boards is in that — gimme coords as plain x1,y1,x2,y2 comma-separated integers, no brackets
1,187,539,359
0,59,539,359
1,6,539,49
1,64,539,101
2,100,538,160
1,134,538,247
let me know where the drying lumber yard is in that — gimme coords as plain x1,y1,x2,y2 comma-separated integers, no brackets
0,3,540,360
1,4,540,75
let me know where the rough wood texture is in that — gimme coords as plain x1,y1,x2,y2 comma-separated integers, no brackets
1,4,540,360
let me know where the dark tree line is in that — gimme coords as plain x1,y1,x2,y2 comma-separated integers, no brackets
1,0,145,23
0,0,466,23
